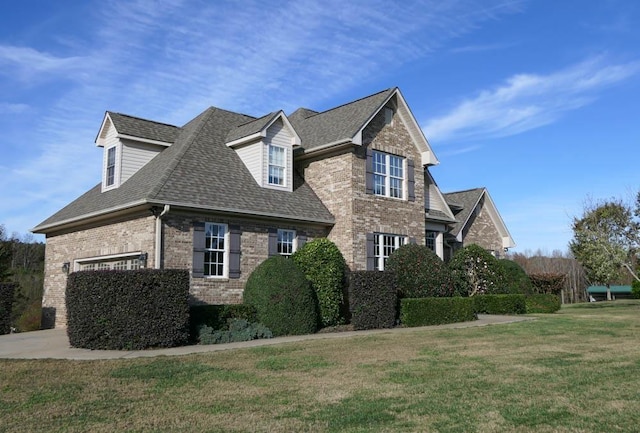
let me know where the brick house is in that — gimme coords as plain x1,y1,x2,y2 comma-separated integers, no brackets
33,87,514,328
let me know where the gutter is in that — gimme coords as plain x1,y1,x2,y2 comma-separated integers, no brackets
154,205,170,269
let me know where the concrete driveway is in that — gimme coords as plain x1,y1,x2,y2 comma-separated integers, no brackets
0,314,535,360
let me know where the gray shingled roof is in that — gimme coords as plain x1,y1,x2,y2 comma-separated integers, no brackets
226,111,280,143
107,112,179,143
443,188,486,236
35,107,335,231
290,88,395,150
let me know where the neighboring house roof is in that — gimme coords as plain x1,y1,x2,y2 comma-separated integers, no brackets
103,112,180,144
587,285,632,294
290,88,395,150
33,107,335,233
443,187,516,248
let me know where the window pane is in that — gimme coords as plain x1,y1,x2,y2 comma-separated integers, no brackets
204,223,226,277
277,229,295,256
373,151,386,174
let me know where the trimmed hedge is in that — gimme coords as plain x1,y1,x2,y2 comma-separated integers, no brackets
386,244,454,298
243,255,318,336
525,294,561,313
66,269,190,350
0,283,16,334
189,304,257,341
349,271,397,330
473,294,526,315
292,238,347,327
400,297,476,327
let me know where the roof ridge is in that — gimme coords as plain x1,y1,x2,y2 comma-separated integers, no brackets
234,110,279,128
146,108,215,200
204,106,257,121
107,111,178,129
444,187,486,195
302,88,395,119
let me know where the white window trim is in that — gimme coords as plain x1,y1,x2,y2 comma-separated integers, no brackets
74,251,143,272
267,144,287,188
373,151,405,200
102,145,121,191
204,222,229,279
277,229,297,256
373,233,407,271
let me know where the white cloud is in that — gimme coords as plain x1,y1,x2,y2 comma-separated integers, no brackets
0,45,86,81
423,57,640,143
0,102,29,114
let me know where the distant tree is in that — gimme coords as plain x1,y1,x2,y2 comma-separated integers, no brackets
570,196,640,300
0,225,12,281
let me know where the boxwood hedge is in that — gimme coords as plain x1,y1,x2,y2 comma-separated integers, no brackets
0,283,16,334
525,294,561,313
348,271,397,330
400,297,476,327
472,294,527,315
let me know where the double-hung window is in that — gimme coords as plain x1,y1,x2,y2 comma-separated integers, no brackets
106,147,116,186
204,222,227,277
277,229,295,256
374,233,406,271
373,151,404,199
268,144,286,186
426,231,437,252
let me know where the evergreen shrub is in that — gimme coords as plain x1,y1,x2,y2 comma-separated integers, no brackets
292,238,347,327
0,283,16,334
449,245,507,296
525,294,561,313
386,244,454,298
400,297,476,327
189,304,257,341
243,256,318,336
66,269,190,350
473,294,526,315
348,271,397,330
498,259,533,294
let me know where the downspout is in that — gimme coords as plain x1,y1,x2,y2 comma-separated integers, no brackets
154,205,170,269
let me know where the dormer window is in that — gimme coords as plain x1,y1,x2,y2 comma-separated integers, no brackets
268,144,286,186
106,147,116,186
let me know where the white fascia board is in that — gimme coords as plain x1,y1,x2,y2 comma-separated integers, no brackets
31,200,149,233
95,112,113,147
421,150,439,166
225,131,265,148
352,90,397,146
482,189,516,248
295,139,353,160
117,134,172,147
394,89,440,166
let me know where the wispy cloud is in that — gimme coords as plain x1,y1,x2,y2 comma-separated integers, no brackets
423,57,640,143
450,42,516,53
0,102,29,114
0,45,86,81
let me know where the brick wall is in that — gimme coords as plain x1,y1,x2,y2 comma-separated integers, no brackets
301,105,426,270
42,213,156,328
162,211,327,305
462,201,504,255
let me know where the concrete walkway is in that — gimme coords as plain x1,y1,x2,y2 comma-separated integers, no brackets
0,315,535,360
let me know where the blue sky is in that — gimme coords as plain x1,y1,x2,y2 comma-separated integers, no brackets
1,0,639,254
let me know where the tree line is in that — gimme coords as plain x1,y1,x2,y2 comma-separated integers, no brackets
0,224,45,331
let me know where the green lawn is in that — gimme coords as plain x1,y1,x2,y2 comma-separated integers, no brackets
2,301,640,432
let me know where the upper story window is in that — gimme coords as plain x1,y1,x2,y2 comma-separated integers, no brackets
384,107,394,125
106,147,116,186
374,233,406,271
277,229,296,256
204,222,228,277
268,144,286,186
373,151,404,199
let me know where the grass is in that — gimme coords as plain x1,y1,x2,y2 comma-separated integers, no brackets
2,300,640,432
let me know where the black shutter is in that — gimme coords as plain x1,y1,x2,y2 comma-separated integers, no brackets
229,225,241,279
192,222,205,278
268,228,278,256
366,233,375,271
297,232,307,250
365,147,374,195
407,158,415,202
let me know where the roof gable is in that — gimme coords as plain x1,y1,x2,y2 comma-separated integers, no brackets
225,111,301,147
444,188,515,248
96,112,179,147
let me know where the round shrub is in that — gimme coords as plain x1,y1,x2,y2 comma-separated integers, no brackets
292,238,347,327
498,259,532,294
448,244,507,297
385,244,454,298
243,255,319,336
